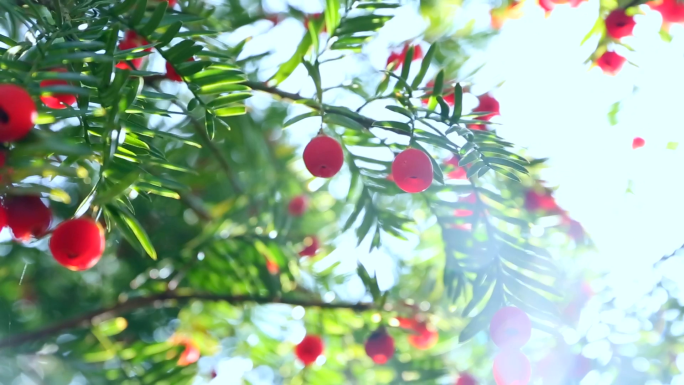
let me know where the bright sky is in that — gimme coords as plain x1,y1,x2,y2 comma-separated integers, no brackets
208,0,684,383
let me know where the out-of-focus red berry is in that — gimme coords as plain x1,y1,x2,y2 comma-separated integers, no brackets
407,321,439,350
524,189,559,213
49,218,105,271
6,196,51,241
650,0,684,23
40,69,77,109
303,136,344,178
422,80,456,106
365,329,395,364
304,13,326,32
177,342,200,366
0,84,37,142
489,306,532,349
387,44,424,68
391,148,433,193
295,335,324,365
632,137,645,149
605,9,636,39
288,195,308,216
472,93,500,121
456,373,478,385
299,236,319,257
493,350,531,385
596,51,626,75
165,57,195,82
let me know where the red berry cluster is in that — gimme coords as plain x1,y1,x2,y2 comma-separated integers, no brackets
489,307,532,385
0,194,104,270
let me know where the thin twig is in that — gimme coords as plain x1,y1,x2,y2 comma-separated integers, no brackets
0,292,375,350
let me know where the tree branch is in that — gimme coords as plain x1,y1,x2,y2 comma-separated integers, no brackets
244,81,410,137
0,292,375,350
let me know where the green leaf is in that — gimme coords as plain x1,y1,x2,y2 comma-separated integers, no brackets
459,284,503,343
385,105,413,119
397,46,414,89
486,157,529,174
371,120,410,133
205,111,215,140
206,93,252,108
95,172,140,204
503,276,559,317
302,60,322,102
325,0,341,35
667,141,679,150
214,106,246,117
131,0,148,26
284,111,319,127
459,150,479,166
411,43,436,88
139,2,167,35
157,21,183,47
451,83,463,123
270,33,312,85
324,113,366,131
111,0,137,15
118,208,157,260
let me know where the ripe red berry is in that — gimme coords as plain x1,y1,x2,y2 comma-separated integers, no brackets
0,84,37,142
165,0,178,7
407,321,439,350
295,335,324,365
524,189,559,212
288,195,308,216
0,204,7,231
165,57,195,82
49,218,105,271
5,196,52,241
387,44,424,68
115,31,152,70
299,236,319,257
445,155,467,179
596,51,626,75
391,148,433,193
490,307,531,349
40,69,77,109
177,342,200,366
605,9,636,39
472,93,500,121
365,329,395,364
303,136,344,178
456,373,477,385
651,0,684,23
632,137,645,149
493,350,531,385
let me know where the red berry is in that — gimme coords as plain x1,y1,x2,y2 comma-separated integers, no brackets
0,84,37,142
421,80,456,106
472,93,500,121
177,342,200,366
524,190,559,212
456,373,477,385
303,136,344,178
365,329,395,364
265,257,280,274
304,13,326,32
605,9,636,39
596,51,626,75
493,350,531,385
165,57,194,82
40,69,77,109
49,218,105,271
5,196,51,241
445,155,467,179
299,236,319,257
288,195,308,216
407,321,439,350
632,137,645,149
391,148,433,193
295,335,324,365
0,204,7,230
165,0,177,7
489,307,532,349
651,0,684,23
115,31,152,70
387,44,424,68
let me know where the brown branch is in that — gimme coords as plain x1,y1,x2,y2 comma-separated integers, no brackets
243,81,410,137
0,292,375,350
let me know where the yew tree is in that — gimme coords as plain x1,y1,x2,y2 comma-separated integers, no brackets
0,0,602,384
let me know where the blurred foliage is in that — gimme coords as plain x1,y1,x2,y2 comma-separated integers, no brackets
0,0,601,384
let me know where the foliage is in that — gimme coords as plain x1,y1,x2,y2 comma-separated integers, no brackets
0,0,590,384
